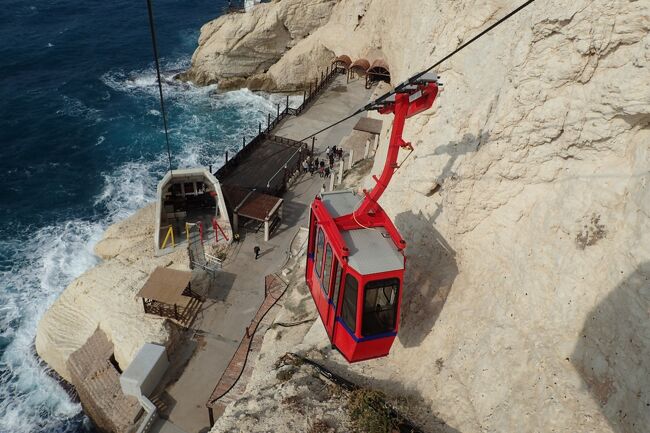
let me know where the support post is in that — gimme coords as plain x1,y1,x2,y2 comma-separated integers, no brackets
208,408,215,427
286,94,289,113
232,213,239,237
303,90,306,104
348,149,354,170
242,136,246,149
225,151,228,163
311,136,315,155
364,138,371,159
374,133,380,149
329,170,335,191
259,122,261,135
338,160,344,184
267,113,270,130
264,219,270,242
276,103,280,118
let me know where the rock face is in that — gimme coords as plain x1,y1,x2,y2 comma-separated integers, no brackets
181,0,338,90
35,205,188,382
201,1,650,433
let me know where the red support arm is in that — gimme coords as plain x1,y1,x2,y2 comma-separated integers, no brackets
353,82,439,219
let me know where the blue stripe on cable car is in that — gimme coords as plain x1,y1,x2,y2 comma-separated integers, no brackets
307,252,314,260
335,318,397,342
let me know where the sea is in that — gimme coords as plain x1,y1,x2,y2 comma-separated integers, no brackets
0,1,293,432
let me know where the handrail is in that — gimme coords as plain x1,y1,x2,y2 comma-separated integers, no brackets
214,63,342,185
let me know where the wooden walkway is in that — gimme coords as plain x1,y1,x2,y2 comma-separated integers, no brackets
205,274,287,417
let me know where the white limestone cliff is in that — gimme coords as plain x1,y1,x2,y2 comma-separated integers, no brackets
181,0,338,90
35,205,188,382
203,1,650,432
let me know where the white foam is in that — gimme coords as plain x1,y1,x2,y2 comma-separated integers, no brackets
0,220,102,433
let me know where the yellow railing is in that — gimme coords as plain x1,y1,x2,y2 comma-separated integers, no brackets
161,226,175,249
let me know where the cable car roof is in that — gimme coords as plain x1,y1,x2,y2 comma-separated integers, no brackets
342,228,404,276
319,190,360,218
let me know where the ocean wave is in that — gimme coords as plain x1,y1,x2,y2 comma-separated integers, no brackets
56,96,103,124
0,220,103,433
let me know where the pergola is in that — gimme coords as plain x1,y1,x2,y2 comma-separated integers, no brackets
223,186,283,242
137,267,202,326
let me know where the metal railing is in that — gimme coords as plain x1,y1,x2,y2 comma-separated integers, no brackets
213,64,344,192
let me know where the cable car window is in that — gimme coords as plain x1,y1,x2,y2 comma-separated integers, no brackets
322,245,333,296
314,228,325,277
341,274,358,333
332,259,342,311
362,278,400,336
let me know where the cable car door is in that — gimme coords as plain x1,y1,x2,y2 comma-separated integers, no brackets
325,257,343,339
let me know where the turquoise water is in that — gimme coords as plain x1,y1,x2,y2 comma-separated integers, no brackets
0,1,290,431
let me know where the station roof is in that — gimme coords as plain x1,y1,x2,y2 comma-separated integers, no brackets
342,228,404,275
353,117,383,135
137,267,191,305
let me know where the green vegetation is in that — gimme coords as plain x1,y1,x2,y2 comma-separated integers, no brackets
347,389,396,433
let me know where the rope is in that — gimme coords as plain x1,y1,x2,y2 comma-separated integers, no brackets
145,0,174,173
300,0,537,141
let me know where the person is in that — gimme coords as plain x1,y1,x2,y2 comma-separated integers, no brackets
328,153,334,168
320,183,326,194
325,146,331,157
324,166,330,178
318,165,324,178
338,148,343,160
254,245,261,260
302,159,309,173
309,160,315,175
332,145,337,156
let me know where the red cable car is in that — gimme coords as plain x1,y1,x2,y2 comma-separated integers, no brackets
306,73,441,362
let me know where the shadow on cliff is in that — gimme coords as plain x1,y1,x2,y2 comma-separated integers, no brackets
394,210,458,348
571,261,650,433
433,131,489,183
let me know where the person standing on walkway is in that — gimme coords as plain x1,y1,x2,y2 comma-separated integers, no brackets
254,245,260,260
325,146,331,157
302,159,309,173
328,152,335,168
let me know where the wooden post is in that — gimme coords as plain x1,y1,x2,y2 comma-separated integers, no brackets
303,90,306,104
242,136,245,149
259,122,262,135
208,408,215,426
267,113,270,130
225,150,228,163
311,136,315,155
286,94,289,113
338,159,344,184
276,103,280,118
